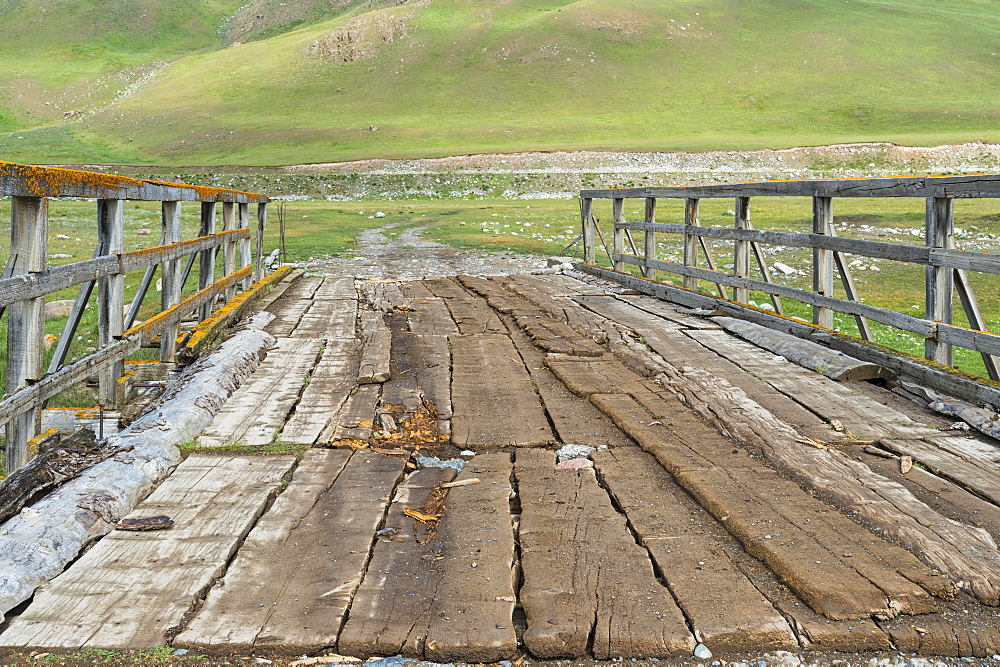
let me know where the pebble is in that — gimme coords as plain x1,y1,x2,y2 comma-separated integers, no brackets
694,643,713,659
556,443,595,463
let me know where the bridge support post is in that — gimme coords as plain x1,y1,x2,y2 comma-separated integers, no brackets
581,198,595,264
643,197,657,280
683,198,700,291
239,203,252,289
198,202,217,322
925,197,954,365
612,198,625,272
733,196,751,303
160,202,182,365
812,196,834,328
256,203,268,281
97,199,125,406
222,202,238,302
6,196,47,472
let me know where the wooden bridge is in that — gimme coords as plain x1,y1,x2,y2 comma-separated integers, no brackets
4,165,1000,662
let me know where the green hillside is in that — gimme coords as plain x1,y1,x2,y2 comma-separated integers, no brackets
2,0,1000,166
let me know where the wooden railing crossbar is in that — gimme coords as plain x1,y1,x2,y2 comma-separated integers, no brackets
0,161,269,474
580,173,1000,387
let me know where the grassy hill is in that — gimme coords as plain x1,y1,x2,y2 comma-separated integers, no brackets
1,0,1000,166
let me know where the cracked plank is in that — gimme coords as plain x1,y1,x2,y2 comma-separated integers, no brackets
0,455,296,650
175,450,404,656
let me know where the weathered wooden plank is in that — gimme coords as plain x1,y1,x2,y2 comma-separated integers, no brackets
313,276,357,300
320,382,381,443
424,453,518,663
578,264,1000,409
0,160,267,202
616,294,720,329
173,449,351,653
590,391,937,621
450,334,553,448
507,324,633,447
711,316,887,380
175,451,403,656
0,454,296,650
293,296,357,340
594,447,796,652
358,310,391,383
6,195,47,470
405,296,460,336
265,276,323,337
636,354,1000,606
566,297,841,442
422,277,505,334
523,273,607,297
877,614,1000,658
381,312,452,437
516,449,695,659
337,466,457,659
198,338,322,447
280,338,361,445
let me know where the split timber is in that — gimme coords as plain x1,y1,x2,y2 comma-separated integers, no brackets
3,272,1000,662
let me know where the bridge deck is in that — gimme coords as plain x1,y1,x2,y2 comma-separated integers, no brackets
3,273,1000,661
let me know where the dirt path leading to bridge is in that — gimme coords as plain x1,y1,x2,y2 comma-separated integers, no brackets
300,220,553,279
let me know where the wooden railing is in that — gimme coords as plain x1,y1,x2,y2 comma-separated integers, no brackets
580,174,1000,381
0,161,270,472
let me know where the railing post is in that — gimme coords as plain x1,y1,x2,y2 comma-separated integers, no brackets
256,202,267,281
812,196,834,328
222,202,237,302
926,197,954,365
581,197,595,264
734,196,751,303
643,197,657,280
198,202,217,321
97,199,125,406
160,201,182,365
683,198,700,291
612,198,625,272
6,196,47,472
239,203,252,289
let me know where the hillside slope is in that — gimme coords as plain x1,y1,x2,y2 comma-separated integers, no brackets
2,0,1000,166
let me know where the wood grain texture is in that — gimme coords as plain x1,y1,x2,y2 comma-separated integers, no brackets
175,450,404,656
595,447,796,651
280,338,361,445
0,454,296,650
425,453,518,663
516,449,694,659
337,466,457,659
450,334,553,447
198,338,321,447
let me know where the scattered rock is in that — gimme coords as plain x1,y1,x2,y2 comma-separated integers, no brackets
136,228,151,236
556,443,595,463
415,456,465,472
693,643,712,659
43,300,75,320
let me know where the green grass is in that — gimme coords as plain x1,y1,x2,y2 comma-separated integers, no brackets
2,0,1000,165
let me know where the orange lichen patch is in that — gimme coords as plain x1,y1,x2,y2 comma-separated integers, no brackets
25,428,61,460
180,265,293,354
126,266,252,339
0,160,267,203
